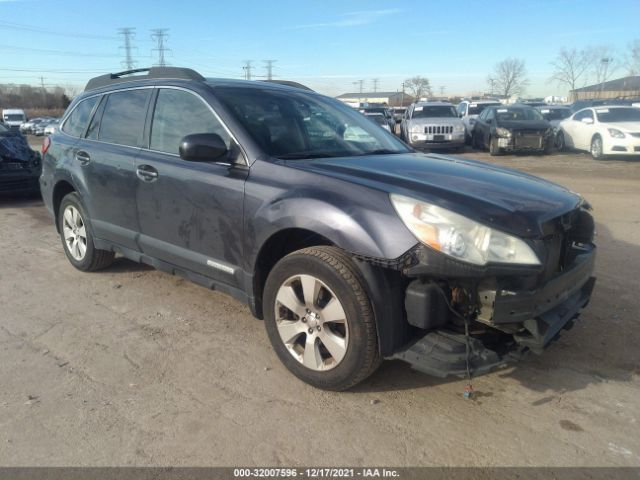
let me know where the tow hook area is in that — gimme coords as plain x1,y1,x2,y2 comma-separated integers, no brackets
391,330,526,379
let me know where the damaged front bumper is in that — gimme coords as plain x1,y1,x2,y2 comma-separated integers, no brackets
391,242,596,378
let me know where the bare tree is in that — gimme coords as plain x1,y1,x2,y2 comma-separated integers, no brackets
587,45,619,86
404,76,432,100
488,58,529,98
625,39,640,75
549,48,591,93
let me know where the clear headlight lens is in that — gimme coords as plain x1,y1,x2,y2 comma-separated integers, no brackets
453,123,465,133
608,128,625,138
390,194,541,266
495,127,512,138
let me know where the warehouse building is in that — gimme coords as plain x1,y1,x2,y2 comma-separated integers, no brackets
570,76,640,101
336,91,414,107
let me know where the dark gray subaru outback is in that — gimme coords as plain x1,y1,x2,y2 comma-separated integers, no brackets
40,68,596,390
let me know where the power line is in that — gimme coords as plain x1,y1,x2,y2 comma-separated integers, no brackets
372,78,379,92
118,27,137,70
242,60,253,80
0,20,115,40
0,43,119,58
263,59,277,80
151,28,171,67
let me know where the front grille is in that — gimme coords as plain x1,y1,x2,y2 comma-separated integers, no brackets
424,125,453,134
0,162,28,171
0,177,38,192
514,131,543,149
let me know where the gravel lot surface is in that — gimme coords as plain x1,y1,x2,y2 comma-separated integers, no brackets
0,138,638,466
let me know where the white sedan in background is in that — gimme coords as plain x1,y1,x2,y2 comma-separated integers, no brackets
557,106,640,159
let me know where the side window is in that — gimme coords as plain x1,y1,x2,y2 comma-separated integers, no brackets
86,96,106,140
574,109,593,122
485,109,495,121
457,104,465,116
61,96,99,137
150,88,230,155
99,89,151,147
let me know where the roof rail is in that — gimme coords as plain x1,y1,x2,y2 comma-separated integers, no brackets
85,67,205,91
264,80,314,91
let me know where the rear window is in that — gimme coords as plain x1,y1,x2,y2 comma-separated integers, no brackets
99,89,151,147
539,108,571,121
62,97,99,137
3,114,24,122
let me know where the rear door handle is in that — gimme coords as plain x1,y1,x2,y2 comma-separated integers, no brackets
75,150,91,165
136,164,158,182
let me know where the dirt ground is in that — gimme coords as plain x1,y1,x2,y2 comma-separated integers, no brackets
0,140,639,467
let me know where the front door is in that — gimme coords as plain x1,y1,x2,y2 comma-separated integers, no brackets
135,87,248,288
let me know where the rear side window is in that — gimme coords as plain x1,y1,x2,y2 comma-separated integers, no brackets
62,96,99,137
99,89,151,147
150,88,230,155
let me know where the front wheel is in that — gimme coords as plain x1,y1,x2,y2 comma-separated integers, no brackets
263,246,380,391
556,131,566,151
489,136,502,156
590,135,605,160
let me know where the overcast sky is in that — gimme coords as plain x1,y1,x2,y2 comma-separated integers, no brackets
0,0,638,98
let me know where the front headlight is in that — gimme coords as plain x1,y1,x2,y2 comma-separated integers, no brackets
390,194,541,266
410,124,424,133
608,128,625,138
495,127,512,138
453,124,465,133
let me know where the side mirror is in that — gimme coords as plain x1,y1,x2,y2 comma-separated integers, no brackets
581,117,594,125
179,133,228,162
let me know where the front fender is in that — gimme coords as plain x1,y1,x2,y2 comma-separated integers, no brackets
244,159,418,270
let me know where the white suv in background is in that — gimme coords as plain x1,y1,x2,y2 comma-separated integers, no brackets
456,100,502,143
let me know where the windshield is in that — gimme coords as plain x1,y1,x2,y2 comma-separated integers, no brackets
214,87,410,159
3,114,25,122
360,107,389,118
412,105,457,118
539,108,571,121
595,108,640,123
496,107,544,122
467,103,500,115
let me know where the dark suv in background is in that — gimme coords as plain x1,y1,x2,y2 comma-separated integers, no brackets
40,68,596,390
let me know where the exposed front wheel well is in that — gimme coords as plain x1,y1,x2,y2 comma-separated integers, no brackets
52,181,76,232
252,228,333,319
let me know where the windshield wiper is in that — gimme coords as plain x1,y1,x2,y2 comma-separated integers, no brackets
355,149,405,156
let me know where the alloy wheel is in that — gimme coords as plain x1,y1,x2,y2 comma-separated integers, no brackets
62,205,87,261
274,274,349,371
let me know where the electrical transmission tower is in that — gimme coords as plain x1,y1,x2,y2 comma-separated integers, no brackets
151,29,171,67
372,78,379,92
118,27,137,70
263,60,277,80
242,61,253,80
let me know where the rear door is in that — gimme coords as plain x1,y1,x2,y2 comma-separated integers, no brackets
135,87,248,288
78,88,152,250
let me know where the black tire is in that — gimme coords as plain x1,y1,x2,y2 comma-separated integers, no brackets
590,135,606,160
489,136,501,156
263,246,381,391
58,192,114,271
556,131,566,151
543,139,553,155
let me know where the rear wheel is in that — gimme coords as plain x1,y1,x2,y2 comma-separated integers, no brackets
263,246,380,391
590,135,605,160
58,192,114,271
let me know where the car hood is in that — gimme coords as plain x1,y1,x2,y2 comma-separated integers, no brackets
496,120,550,131
285,153,582,238
603,121,640,132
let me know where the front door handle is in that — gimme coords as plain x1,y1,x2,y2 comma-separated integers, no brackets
75,150,91,165
136,164,159,182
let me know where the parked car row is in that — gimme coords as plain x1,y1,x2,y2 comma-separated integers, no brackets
0,122,42,195
355,99,640,159
20,117,60,136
